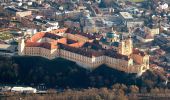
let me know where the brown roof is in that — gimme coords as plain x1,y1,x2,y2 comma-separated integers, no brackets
66,28,101,39
59,43,130,60
133,48,146,56
44,32,62,40
50,28,68,33
25,42,54,49
105,50,129,61
59,43,104,58
0,40,7,44
82,42,103,50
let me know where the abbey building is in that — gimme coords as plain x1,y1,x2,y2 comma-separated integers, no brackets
18,28,149,74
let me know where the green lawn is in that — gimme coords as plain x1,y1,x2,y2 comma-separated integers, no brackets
0,32,13,40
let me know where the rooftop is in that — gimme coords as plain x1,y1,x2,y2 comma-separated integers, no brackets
66,28,101,39
59,43,104,58
24,27,145,60
133,48,146,56
25,28,80,50
105,50,129,60
120,12,133,19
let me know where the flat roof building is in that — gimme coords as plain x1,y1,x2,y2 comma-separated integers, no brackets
120,12,133,20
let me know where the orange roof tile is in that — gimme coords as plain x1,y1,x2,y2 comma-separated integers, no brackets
69,42,85,48
25,28,88,50
27,32,45,42
57,38,67,44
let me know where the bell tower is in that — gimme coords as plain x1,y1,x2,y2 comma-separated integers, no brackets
18,38,25,55
118,37,133,56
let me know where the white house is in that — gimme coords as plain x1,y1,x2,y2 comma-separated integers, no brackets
11,87,37,93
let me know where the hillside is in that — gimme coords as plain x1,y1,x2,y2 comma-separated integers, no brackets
0,56,167,89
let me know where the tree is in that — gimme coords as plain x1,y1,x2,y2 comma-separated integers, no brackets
140,87,148,93
150,88,160,94
112,84,127,92
114,89,128,100
129,85,139,93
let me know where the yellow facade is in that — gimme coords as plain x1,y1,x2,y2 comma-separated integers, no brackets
118,38,133,56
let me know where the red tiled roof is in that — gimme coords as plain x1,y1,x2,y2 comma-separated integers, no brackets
25,28,82,50
27,32,45,42
57,38,67,44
